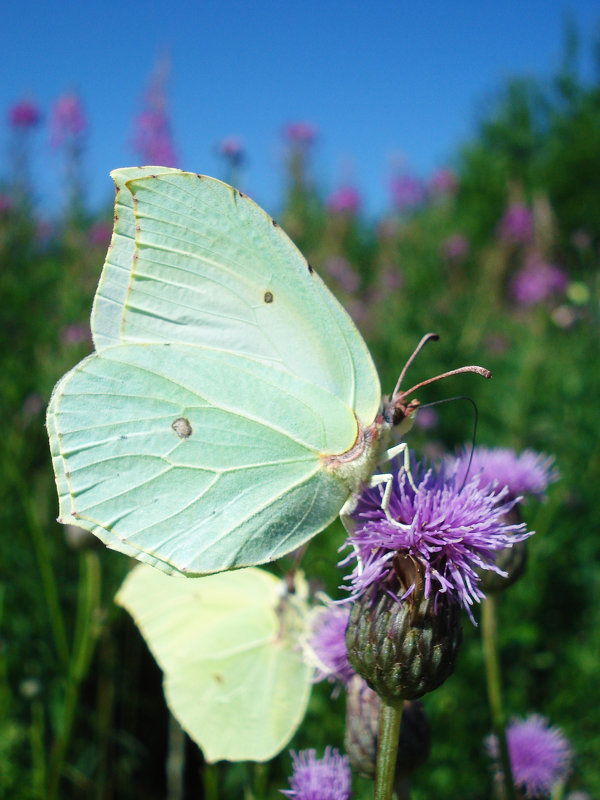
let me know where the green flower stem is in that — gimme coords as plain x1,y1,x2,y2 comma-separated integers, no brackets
375,699,403,800
203,763,219,800
10,456,71,668
47,552,102,800
481,595,517,800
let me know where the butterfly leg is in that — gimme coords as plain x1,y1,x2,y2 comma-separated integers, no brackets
381,441,418,493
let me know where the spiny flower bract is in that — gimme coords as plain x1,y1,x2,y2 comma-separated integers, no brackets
341,460,531,621
447,446,558,501
487,715,572,797
281,747,352,800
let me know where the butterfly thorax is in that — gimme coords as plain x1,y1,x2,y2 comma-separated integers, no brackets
321,416,392,495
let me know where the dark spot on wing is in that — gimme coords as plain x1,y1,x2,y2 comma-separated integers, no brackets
264,291,274,304
172,417,193,438
307,262,314,274
272,218,278,227
120,435,127,440
213,673,225,684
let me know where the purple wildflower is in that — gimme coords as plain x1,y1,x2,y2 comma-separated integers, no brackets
0,194,13,215
428,168,459,197
414,407,439,431
49,92,87,147
342,460,530,621
381,268,403,291
284,121,317,147
60,323,91,347
441,233,470,262
390,172,425,210
305,605,354,686
497,203,534,244
9,100,42,129
510,256,567,306
133,59,178,166
217,136,245,167
326,185,361,215
88,221,112,247
325,257,360,294
281,748,352,800
487,716,572,797
447,447,558,502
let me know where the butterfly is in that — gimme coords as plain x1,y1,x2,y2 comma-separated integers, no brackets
116,564,312,762
47,167,489,575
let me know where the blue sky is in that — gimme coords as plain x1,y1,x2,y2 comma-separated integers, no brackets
3,1,599,218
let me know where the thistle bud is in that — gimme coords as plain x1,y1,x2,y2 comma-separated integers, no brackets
345,556,462,705
344,675,431,780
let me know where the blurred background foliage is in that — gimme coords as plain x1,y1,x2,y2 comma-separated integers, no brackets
1,28,599,800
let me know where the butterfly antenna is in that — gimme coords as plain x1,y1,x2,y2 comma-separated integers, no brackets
392,332,440,398
418,395,479,491
400,365,491,401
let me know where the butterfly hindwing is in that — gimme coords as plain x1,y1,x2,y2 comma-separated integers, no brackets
48,342,355,574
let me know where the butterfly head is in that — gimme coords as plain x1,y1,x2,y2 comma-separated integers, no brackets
382,333,491,432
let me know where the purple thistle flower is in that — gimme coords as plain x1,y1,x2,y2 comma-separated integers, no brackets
341,460,531,621
441,233,470,262
428,168,459,197
390,172,425,210
305,605,354,686
283,121,317,147
9,100,42,129
510,256,567,306
326,185,361,215
497,203,534,244
447,447,558,502
281,748,352,800
487,715,572,797
49,92,87,147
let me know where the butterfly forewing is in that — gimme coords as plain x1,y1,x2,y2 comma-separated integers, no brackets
91,169,380,427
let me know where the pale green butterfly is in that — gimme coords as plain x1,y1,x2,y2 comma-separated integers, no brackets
47,167,489,575
116,564,312,762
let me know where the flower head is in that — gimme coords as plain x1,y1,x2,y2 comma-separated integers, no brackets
281,748,352,799
428,168,459,197
217,136,245,167
497,203,534,243
284,121,318,148
447,447,558,501
327,185,361,215
49,92,87,147
342,460,530,621
390,173,425,210
305,605,354,686
511,256,567,306
133,58,178,167
441,233,470,262
325,257,360,294
9,100,42,129
487,715,572,797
